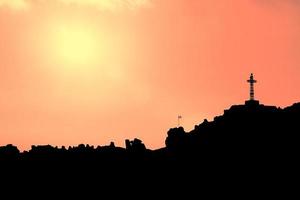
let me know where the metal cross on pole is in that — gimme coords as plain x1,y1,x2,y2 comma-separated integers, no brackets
247,73,257,101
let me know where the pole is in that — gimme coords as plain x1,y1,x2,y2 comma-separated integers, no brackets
178,115,182,127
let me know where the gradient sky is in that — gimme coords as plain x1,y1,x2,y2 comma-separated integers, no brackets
0,0,300,150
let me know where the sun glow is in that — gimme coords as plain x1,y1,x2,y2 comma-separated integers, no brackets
52,25,99,66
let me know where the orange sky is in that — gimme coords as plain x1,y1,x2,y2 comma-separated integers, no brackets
0,0,300,150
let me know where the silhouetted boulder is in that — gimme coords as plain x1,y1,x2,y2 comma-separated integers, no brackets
165,127,187,151
125,138,146,153
109,142,115,148
0,144,19,160
125,139,131,150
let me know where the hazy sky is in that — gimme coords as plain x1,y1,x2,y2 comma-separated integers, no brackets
0,0,300,150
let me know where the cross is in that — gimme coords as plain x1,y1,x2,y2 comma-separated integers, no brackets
247,73,257,101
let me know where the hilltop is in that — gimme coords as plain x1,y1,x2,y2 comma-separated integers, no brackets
1,100,299,164
165,100,300,160
1,100,299,195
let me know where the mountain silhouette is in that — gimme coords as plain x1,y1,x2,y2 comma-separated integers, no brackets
165,100,300,158
1,100,299,164
1,100,299,195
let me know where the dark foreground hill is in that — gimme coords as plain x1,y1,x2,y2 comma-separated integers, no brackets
166,100,300,159
2,100,299,162
0,100,299,194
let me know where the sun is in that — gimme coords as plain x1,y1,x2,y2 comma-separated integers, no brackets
53,25,98,66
